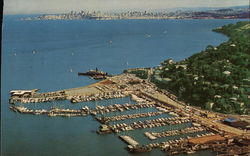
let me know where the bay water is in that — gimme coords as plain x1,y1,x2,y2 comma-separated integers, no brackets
2,16,244,156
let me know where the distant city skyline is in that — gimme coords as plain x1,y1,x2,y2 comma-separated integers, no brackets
4,0,249,14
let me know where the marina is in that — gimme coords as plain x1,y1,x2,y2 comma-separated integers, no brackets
8,73,250,155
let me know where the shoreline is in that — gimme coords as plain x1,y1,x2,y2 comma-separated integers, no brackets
125,21,250,115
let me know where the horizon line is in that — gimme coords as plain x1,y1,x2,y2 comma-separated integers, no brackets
3,5,249,15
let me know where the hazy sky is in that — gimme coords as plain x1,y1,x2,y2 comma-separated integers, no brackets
4,0,249,14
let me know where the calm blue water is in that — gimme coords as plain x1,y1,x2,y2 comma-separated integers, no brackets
2,15,245,156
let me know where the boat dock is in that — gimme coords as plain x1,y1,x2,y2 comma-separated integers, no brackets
9,90,67,104
109,117,191,133
70,91,128,103
10,105,89,117
144,126,206,140
96,111,163,123
91,102,155,114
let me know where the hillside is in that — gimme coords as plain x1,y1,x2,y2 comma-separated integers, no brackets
151,21,250,114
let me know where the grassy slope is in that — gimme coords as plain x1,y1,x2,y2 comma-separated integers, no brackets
153,21,250,114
